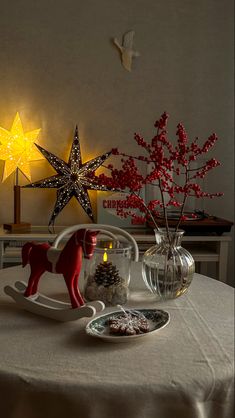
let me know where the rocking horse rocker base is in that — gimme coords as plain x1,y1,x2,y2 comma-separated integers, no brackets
4,281,105,322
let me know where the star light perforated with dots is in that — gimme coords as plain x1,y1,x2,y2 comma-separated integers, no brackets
0,113,42,182
24,126,113,226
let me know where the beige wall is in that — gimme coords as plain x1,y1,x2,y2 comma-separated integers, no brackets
0,0,234,283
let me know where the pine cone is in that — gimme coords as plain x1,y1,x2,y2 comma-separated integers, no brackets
94,262,121,287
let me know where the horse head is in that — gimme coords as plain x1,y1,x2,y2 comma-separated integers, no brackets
75,229,99,259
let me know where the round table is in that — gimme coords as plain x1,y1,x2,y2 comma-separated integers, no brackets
0,264,234,418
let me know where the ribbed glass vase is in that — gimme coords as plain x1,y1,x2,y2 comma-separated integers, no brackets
142,229,195,300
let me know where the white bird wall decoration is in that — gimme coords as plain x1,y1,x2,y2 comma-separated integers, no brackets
113,30,140,72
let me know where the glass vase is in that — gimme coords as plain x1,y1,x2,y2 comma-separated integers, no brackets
84,239,132,306
142,229,195,300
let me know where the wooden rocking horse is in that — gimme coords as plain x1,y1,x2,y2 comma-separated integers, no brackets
4,224,139,321
22,228,98,308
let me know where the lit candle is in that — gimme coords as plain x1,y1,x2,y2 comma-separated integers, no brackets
94,247,120,287
103,250,108,263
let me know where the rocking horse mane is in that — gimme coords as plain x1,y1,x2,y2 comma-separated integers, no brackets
63,228,95,253
67,228,87,245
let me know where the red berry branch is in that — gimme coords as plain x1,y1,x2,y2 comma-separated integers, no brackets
97,112,223,242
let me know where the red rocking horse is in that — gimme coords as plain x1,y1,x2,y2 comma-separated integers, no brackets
4,224,139,321
22,228,99,309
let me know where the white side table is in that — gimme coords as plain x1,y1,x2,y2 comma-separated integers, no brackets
0,226,232,283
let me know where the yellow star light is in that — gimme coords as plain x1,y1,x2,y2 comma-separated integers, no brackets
0,112,42,182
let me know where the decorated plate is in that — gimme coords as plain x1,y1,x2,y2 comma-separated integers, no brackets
85,308,170,343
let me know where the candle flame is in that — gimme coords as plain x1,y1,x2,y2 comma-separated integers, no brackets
103,251,108,262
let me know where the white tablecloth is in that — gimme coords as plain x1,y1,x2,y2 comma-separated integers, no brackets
0,264,234,418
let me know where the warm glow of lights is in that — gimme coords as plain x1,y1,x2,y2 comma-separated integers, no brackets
103,251,108,262
0,113,42,182
109,242,113,249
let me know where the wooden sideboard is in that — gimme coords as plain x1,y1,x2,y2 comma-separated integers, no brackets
0,226,232,283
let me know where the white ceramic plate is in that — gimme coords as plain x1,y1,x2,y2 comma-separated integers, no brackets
85,308,170,343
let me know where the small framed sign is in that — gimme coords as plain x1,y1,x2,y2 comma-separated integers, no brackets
97,191,146,228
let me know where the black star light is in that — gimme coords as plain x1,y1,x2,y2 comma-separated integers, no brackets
24,126,113,226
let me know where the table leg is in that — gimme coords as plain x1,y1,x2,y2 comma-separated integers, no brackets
216,241,229,283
